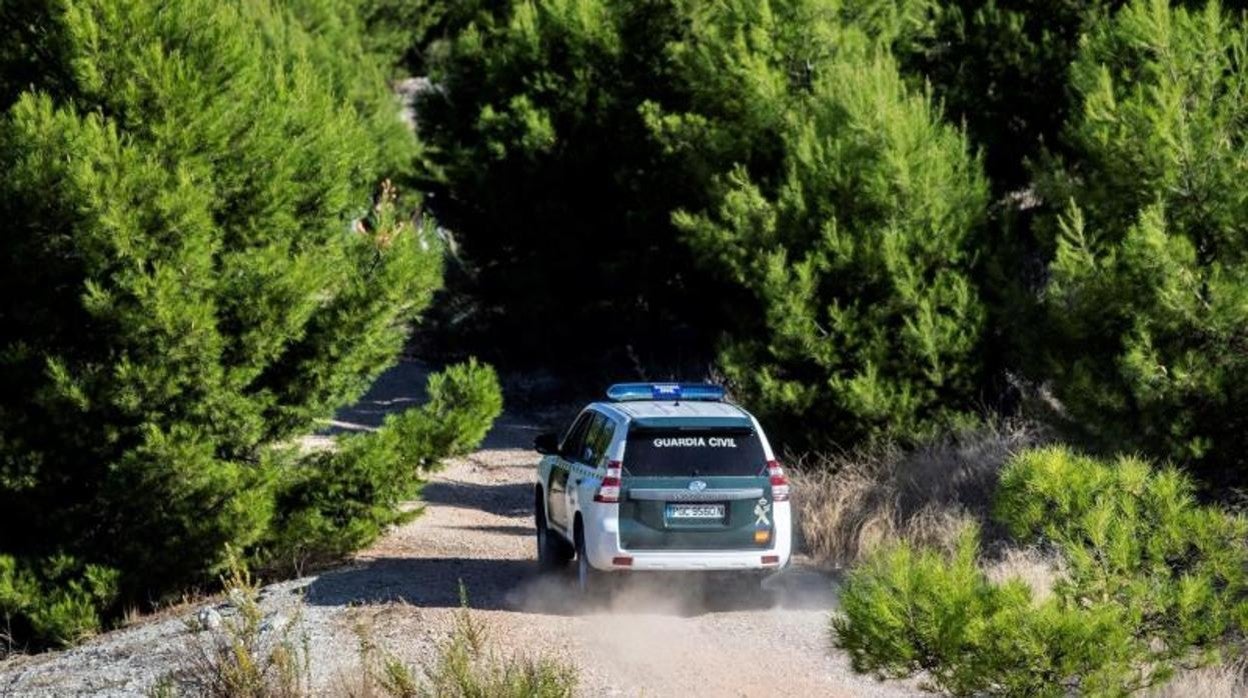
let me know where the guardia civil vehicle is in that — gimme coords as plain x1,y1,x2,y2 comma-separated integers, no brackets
532,383,792,594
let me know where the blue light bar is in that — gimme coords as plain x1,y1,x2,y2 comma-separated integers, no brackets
606,383,726,402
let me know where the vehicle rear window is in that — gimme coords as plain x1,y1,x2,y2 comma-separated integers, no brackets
622,427,765,477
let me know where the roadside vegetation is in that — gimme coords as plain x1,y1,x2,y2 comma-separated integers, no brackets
153,553,309,698
0,0,500,652
790,421,1040,566
346,587,577,698
154,567,575,698
834,447,1248,695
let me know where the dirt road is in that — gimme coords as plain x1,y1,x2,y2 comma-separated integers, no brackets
0,364,916,696
324,419,915,697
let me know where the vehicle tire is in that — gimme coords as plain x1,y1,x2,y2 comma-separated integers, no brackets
535,491,572,572
574,521,609,602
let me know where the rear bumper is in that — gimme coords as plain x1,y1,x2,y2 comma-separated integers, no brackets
581,502,792,572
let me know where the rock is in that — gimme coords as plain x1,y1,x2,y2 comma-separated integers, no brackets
197,607,222,632
260,612,290,637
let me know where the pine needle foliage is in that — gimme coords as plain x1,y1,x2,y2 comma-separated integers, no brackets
1032,0,1248,486
0,555,120,651
0,0,499,648
834,527,1139,696
266,361,502,570
664,5,990,448
995,447,1248,668
835,446,1248,695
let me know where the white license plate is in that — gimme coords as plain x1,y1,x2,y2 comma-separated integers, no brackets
667,503,725,519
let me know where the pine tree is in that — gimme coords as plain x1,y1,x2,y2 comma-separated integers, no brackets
890,0,1115,192
1033,0,1248,485
0,0,465,644
663,3,990,446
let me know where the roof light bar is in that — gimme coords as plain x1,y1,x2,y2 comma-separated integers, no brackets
606,383,726,402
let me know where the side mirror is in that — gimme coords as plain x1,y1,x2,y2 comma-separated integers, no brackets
533,432,560,455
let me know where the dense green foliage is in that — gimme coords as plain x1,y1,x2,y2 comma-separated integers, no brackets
0,0,500,649
835,446,1248,694
894,1,1114,190
416,0,728,370
996,447,1248,664
398,0,1248,474
835,528,1139,695
0,555,120,649
267,361,502,568
416,0,991,444
6,0,1248,672
667,10,989,446
1028,0,1248,486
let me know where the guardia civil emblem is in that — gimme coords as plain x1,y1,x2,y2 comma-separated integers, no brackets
754,497,771,526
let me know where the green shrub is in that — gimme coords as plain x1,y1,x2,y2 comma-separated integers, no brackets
0,555,120,650
0,0,450,647
403,359,505,460
667,12,989,447
834,527,1140,696
996,446,1248,664
836,447,1248,694
265,362,502,571
1029,0,1248,486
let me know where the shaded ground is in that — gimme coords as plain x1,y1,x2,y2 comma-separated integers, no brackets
0,361,915,697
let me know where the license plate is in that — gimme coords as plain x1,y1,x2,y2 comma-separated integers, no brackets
667,503,725,519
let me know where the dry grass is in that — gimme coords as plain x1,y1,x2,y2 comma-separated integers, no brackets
335,585,576,698
790,420,1044,567
982,547,1066,603
154,552,308,698
1149,658,1248,697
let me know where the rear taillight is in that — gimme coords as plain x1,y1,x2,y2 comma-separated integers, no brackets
767,459,790,501
594,461,622,503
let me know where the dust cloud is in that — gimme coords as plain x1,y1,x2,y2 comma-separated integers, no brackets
499,567,849,695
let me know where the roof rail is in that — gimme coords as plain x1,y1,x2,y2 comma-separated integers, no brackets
606,383,725,402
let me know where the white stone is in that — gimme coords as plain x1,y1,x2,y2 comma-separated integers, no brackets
196,607,222,632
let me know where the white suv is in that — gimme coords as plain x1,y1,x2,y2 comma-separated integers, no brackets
532,383,792,594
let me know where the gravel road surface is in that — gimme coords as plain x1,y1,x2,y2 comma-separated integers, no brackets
0,362,916,697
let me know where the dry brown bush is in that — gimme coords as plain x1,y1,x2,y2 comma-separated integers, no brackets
789,420,1044,567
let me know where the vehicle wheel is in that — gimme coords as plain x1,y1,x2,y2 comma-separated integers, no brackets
574,522,609,601
535,492,572,571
